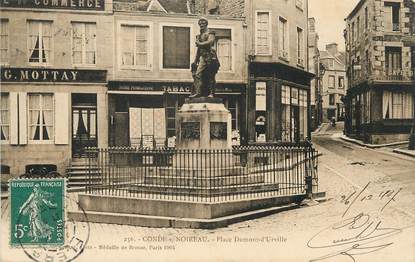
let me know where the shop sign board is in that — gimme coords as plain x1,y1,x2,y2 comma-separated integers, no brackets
1,68,107,83
0,0,105,10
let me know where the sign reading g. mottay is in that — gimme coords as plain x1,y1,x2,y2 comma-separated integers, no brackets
0,0,104,10
1,67,107,83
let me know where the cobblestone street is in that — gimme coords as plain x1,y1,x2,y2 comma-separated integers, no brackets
2,127,415,262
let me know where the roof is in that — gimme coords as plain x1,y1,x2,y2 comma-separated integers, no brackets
114,0,190,14
158,0,189,13
346,0,367,20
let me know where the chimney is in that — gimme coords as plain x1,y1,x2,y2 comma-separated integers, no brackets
326,43,338,56
308,17,316,33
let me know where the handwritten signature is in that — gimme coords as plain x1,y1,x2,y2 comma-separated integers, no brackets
308,183,404,261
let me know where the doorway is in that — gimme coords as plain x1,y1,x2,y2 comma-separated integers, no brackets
72,94,97,158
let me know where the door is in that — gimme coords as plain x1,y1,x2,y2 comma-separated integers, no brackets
72,107,97,157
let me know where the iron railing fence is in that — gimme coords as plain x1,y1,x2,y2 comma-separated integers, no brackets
85,145,318,203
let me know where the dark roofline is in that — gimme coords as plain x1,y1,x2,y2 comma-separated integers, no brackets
346,0,367,20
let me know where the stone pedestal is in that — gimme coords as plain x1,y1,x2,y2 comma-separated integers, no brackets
176,97,232,150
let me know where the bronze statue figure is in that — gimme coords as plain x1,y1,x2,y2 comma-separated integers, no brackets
190,17,220,98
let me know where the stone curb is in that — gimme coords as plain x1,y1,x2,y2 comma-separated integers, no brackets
340,135,409,149
393,148,415,158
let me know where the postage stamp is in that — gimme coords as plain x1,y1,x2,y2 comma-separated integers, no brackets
10,179,65,247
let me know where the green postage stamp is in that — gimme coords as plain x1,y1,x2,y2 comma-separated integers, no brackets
10,179,65,247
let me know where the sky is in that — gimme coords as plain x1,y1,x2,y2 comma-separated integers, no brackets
309,0,361,52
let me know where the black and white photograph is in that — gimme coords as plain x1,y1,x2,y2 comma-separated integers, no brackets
0,0,414,261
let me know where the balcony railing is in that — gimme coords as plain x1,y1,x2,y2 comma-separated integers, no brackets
392,23,400,31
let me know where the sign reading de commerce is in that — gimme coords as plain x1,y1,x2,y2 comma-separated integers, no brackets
1,68,107,83
0,0,104,10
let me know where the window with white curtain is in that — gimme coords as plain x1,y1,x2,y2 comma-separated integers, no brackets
0,93,9,141
28,20,52,64
213,28,232,71
72,22,96,65
256,12,271,55
121,24,150,68
28,94,54,141
0,20,8,64
383,91,413,119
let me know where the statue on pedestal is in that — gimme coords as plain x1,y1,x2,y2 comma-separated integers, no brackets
190,17,220,98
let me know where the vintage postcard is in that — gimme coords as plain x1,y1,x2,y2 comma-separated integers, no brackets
1,0,414,261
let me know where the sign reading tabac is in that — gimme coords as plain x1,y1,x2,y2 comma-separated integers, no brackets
1,67,107,83
0,0,105,10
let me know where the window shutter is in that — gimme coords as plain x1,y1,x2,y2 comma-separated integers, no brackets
18,92,27,145
54,93,69,144
10,92,18,145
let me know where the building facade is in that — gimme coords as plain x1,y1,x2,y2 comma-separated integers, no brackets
0,0,113,176
308,17,320,130
319,43,347,122
244,0,314,144
108,0,247,148
344,0,415,144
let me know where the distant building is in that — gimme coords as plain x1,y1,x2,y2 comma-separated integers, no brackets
319,43,347,122
344,0,415,144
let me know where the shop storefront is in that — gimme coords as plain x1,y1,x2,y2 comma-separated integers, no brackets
344,82,414,144
0,67,107,175
246,62,314,144
108,81,245,148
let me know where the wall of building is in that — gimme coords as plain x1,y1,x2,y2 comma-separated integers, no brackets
248,0,308,69
0,7,113,176
113,14,246,84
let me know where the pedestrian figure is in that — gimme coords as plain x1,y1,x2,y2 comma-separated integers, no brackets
190,17,220,98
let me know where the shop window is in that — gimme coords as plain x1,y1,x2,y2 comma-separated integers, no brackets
281,85,291,142
0,93,9,141
328,75,335,88
296,27,304,66
120,24,151,69
162,26,190,69
278,17,289,60
299,90,308,140
226,98,238,131
72,22,96,66
28,94,54,142
338,76,344,89
28,20,52,65
0,19,8,64
213,28,232,71
383,91,413,119
329,94,335,106
255,12,271,55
